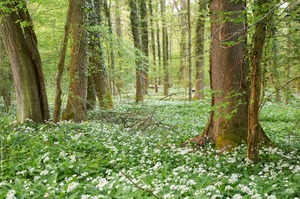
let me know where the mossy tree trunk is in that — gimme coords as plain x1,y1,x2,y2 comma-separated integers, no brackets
129,0,144,103
140,0,149,95
62,0,88,122
248,0,273,162
0,1,49,123
52,0,72,123
193,0,206,100
88,0,113,110
193,0,270,151
149,0,158,93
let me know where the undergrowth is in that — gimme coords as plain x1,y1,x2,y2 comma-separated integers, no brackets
0,99,299,198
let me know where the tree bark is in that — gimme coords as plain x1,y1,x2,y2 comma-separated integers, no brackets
193,0,269,151
149,0,158,93
140,0,149,94
62,0,88,122
161,0,169,96
88,0,113,110
0,1,50,123
193,0,206,100
129,0,144,103
52,0,72,123
248,0,273,162
187,0,192,101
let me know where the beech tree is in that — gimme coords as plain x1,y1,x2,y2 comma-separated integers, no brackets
62,0,88,122
129,0,144,103
192,0,270,151
193,0,206,100
0,1,50,123
88,0,113,109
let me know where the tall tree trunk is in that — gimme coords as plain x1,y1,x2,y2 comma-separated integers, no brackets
247,0,272,162
149,0,158,93
193,0,269,151
178,0,188,83
0,1,50,123
193,0,206,100
187,0,192,101
88,0,113,109
114,0,122,97
161,0,169,96
156,5,162,86
103,0,116,96
140,0,149,94
62,0,88,122
53,0,72,123
129,0,144,103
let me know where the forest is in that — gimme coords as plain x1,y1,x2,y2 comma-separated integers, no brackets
0,0,299,198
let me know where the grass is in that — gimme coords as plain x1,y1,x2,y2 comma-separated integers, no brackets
0,98,299,199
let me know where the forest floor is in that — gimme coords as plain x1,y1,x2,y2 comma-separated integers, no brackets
0,96,300,198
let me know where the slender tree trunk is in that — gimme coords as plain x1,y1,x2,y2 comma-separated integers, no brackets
115,0,122,97
161,0,169,96
88,0,113,109
187,0,192,101
149,0,158,93
103,0,116,96
247,0,273,162
129,0,144,103
178,0,188,85
53,0,72,123
62,0,88,122
86,74,96,110
156,7,162,86
0,1,50,123
140,0,149,94
193,0,206,100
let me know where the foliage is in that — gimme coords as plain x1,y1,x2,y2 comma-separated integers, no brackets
0,100,299,198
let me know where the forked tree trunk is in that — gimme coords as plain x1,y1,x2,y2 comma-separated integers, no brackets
0,1,49,123
248,0,272,162
62,0,88,122
53,0,72,123
193,0,270,151
88,0,113,110
193,0,206,100
129,0,144,103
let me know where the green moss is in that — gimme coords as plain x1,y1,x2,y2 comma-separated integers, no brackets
215,123,247,151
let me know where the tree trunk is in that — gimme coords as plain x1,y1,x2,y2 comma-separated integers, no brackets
161,0,169,96
178,0,188,86
187,0,192,101
62,0,88,122
149,0,158,93
103,0,116,97
88,0,113,110
247,0,272,162
52,0,72,123
0,1,50,123
86,74,96,111
140,0,149,94
193,0,206,100
129,0,144,103
193,0,269,151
